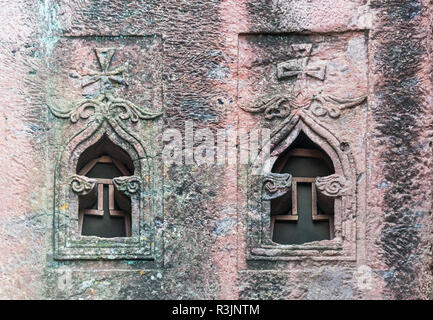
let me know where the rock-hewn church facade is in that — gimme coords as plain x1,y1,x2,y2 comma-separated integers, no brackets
0,0,432,299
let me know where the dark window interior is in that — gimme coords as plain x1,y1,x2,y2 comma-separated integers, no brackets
271,132,335,245
77,135,133,238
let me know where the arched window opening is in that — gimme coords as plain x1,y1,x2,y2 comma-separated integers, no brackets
77,135,134,238
271,132,335,245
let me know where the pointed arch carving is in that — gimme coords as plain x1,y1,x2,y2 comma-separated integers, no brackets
53,118,161,261
246,113,357,262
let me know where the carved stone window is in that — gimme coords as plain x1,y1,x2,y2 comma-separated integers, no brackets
238,33,365,264
57,129,157,260
270,133,335,245
50,39,163,261
246,120,357,262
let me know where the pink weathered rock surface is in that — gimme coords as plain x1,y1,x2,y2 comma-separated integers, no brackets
0,0,431,299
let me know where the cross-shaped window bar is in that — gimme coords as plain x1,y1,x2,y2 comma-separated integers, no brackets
270,176,334,237
78,155,132,237
270,147,335,244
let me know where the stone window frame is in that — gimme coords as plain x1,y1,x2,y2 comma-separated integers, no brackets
246,115,357,262
53,124,160,260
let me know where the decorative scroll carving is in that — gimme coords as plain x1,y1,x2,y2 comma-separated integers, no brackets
240,93,303,120
50,93,162,124
49,48,162,124
309,94,367,119
240,92,366,121
113,176,142,196
70,175,97,196
262,173,292,200
315,174,349,197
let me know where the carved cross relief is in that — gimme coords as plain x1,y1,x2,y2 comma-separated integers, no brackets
80,48,129,93
276,44,326,83
240,43,367,126
49,47,162,125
